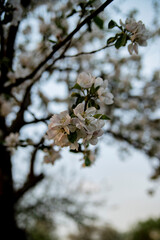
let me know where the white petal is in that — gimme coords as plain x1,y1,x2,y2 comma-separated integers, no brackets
77,72,93,88
128,43,134,55
103,80,108,88
133,42,138,54
85,107,96,116
94,77,103,88
90,138,98,145
73,103,85,116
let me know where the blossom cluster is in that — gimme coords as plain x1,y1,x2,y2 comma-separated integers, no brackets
107,18,150,55
120,18,151,54
47,72,114,166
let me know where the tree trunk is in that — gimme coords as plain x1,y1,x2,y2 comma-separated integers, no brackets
0,144,27,240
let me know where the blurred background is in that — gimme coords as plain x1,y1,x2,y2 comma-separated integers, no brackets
2,0,160,239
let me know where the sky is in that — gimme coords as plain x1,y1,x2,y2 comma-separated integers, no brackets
13,0,160,235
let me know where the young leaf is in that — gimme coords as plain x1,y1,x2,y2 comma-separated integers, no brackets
121,33,127,46
71,92,81,98
84,156,91,166
115,33,127,49
90,85,100,95
67,131,77,143
88,99,100,109
93,114,110,120
48,39,57,44
108,20,117,29
93,16,104,29
88,99,95,108
72,83,82,90
76,96,85,105
90,84,95,95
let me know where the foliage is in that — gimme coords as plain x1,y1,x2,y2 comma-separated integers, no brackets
124,218,160,240
68,224,122,240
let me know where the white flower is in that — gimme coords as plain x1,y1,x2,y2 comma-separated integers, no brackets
47,125,70,147
5,132,19,152
120,18,138,32
94,78,108,88
48,111,71,134
92,77,114,105
0,99,12,116
86,129,104,145
73,103,105,146
120,18,150,55
73,103,99,132
98,87,114,105
47,111,72,147
43,148,61,164
77,72,94,88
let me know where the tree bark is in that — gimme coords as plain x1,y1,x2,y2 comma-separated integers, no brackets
0,144,27,240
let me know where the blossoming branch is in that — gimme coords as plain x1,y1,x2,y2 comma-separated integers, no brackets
47,72,114,167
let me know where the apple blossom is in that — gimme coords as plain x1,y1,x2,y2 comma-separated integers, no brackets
47,72,113,166
120,18,150,54
43,148,61,164
0,98,12,117
77,72,94,88
97,86,114,105
5,132,20,152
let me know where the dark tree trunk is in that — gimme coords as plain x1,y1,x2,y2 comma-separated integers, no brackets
0,144,27,240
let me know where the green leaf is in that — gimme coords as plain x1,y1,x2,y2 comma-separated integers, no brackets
121,33,127,46
94,103,100,110
90,84,100,95
90,84,95,95
70,112,76,118
88,99,95,108
115,33,127,49
71,92,81,98
107,36,117,45
72,83,82,90
93,114,110,120
85,156,91,166
76,96,85,105
108,20,117,29
93,16,104,29
67,131,77,143
95,86,100,92
48,39,57,44
88,99,100,109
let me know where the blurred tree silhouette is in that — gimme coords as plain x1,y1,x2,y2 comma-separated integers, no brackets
68,224,122,240
124,218,160,240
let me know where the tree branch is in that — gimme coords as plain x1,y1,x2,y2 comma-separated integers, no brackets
3,0,114,92
14,137,45,203
13,173,44,203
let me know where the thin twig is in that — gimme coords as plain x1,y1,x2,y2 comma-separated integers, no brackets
64,44,114,58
